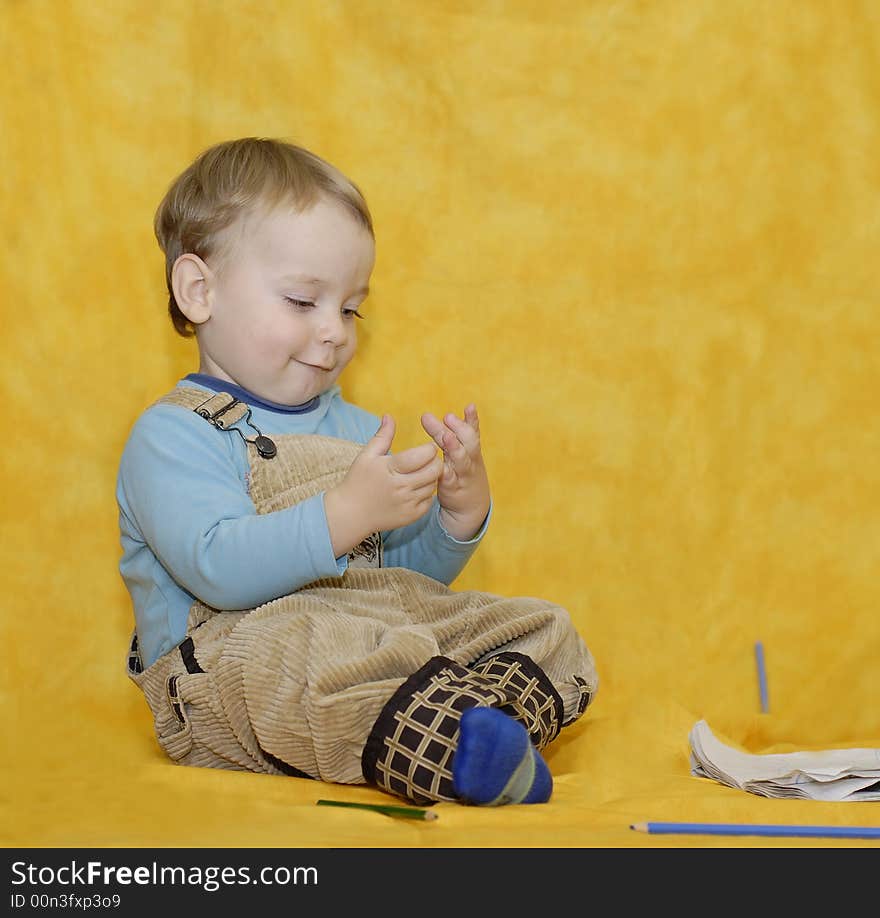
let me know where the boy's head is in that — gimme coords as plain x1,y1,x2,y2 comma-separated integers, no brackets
154,138,375,406
155,137,374,337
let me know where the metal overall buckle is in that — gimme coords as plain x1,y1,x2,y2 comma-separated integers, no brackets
195,393,277,459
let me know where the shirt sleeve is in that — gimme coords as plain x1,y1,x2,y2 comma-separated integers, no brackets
381,500,492,585
117,404,346,610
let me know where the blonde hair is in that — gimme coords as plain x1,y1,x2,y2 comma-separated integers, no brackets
154,137,374,337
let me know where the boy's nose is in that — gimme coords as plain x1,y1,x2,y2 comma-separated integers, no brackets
316,311,347,346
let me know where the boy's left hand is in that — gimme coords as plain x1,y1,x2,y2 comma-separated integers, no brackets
420,404,490,541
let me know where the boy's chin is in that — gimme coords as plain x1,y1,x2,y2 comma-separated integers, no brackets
267,382,332,407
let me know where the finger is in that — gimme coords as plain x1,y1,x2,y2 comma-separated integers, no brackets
443,412,480,451
441,428,468,463
391,442,439,474
410,478,441,503
365,414,395,456
410,491,437,518
420,412,447,449
396,461,442,496
464,403,479,433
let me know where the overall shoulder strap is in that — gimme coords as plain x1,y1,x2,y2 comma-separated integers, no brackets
156,387,277,460
157,386,250,427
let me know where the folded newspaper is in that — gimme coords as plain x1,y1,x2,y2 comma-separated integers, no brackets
689,720,880,801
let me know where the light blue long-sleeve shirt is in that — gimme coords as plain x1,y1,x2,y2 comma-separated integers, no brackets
117,374,490,668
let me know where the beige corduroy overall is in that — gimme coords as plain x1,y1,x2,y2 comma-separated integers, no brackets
127,387,598,804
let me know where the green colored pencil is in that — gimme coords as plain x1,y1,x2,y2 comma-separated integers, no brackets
316,798,438,821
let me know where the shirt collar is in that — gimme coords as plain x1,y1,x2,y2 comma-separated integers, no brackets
183,373,322,415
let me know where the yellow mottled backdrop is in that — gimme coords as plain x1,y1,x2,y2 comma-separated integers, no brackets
2,0,879,849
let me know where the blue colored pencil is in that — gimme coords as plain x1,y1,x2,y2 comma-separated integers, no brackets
755,640,769,713
631,821,880,840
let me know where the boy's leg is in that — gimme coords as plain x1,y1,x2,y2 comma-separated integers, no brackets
361,656,552,806
470,651,566,750
378,568,598,733
359,578,598,803
192,569,596,805
465,607,598,742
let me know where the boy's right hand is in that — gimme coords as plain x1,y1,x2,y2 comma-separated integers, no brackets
324,414,442,558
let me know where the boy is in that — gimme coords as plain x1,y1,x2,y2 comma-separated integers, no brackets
118,137,598,806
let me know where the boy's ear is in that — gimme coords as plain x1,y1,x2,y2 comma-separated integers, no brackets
172,254,214,326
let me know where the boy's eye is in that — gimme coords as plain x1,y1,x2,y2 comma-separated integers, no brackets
284,297,363,319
